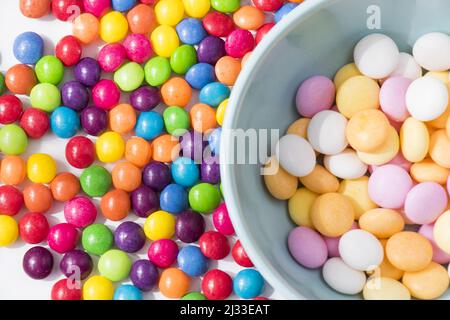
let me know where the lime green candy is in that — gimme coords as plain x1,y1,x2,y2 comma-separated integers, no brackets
0,72,5,95
170,45,197,75
30,83,61,112
211,0,240,13
189,183,221,213
35,55,64,85
80,165,112,197
144,57,171,86
181,292,207,300
82,224,114,256
114,62,144,92
98,249,132,282
163,106,190,136
0,124,28,155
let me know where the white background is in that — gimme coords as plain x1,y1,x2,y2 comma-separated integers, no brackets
0,0,281,300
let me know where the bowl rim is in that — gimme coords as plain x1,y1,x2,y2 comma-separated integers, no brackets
220,0,334,300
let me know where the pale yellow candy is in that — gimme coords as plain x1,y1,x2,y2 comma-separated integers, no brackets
363,277,411,300
400,117,429,162
410,158,450,185
333,63,362,89
287,118,310,138
425,71,450,84
367,239,404,280
338,176,377,220
402,262,449,300
429,129,450,168
288,188,317,228
357,126,399,165
433,210,450,253
336,75,380,118
299,164,339,194
263,156,297,200
359,208,405,239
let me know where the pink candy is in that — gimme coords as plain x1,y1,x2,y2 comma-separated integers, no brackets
47,223,78,254
92,79,120,110
147,239,179,268
97,43,127,72
296,76,335,117
225,29,255,58
379,76,412,122
123,34,153,64
83,0,110,17
419,224,450,264
369,152,412,173
64,196,97,228
287,226,328,269
212,203,235,236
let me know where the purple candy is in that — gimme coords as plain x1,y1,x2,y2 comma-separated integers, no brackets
288,226,328,269
130,86,161,111
295,75,335,117
201,155,220,184
197,36,226,65
80,106,107,136
175,210,205,243
114,221,146,253
23,246,54,280
74,57,101,87
142,161,171,191
61,81,89,111
131,185,159,218
59,249,93,280
130,259,158,292
180,130,207,163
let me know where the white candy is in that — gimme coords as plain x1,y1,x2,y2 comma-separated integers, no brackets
323,148,367,179
406,76,448,121
338,229,384,272
307,110,348,155
354,33,400,79
389,52,422,80
322,257,367,295
275,134,316,177
413,32,450,71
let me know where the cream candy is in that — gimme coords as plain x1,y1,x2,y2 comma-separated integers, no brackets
413,32,450,71
275,134,316,177
307,110,348,155
322,257,366,295
323,148,368,179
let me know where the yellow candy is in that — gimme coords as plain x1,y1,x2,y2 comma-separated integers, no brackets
333,63,362,89
0,215,18,247
100,11,128,43
429,129,450,168
151,25,180,58
433,210,450,253
402,262,449,300
299,164,339,194
357,126,399,165
83,276,114,300
288,188,317,228
338,176,377,220
144,210,175,240
183,0,210,18
96,131,125,163
263,156,297,200
27,153,57,183
367,239,404,280
336,75,380,118
286,118,310,138
359,208,405,239
155,0,184,26
363,277,410,300
216,99,228,126
410,158,450,185
400,117,429,162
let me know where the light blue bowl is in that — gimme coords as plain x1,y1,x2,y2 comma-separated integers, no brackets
220,0,450,299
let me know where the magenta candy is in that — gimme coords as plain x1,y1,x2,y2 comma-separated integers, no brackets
288,226,328,269
92,79,120,110
295,75,335,117
48,223,79,254
98,43,127,73
83,0,110,17
225,29,255,59
123,34,153,64
380,76,411,122
419,224,450,264
64,196,98,228
147,239,178,268
212,203,234,236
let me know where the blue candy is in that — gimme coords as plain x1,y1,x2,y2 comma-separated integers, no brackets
274,3,298,23
199,82,230,107
171,157,200,187
135,111,164,140
50,106,80,138
160,183,188,214
208,128,221,156
177,245,208,277
233,269,265,299
176,18,207,45
113,284,143,300
111,0,137,12
185,63,216,90
13,32,44,64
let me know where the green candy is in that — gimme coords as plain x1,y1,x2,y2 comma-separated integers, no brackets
98,249,132,282
0,72,5,95
80,165,112,197
188,183,221,214
144,57,171,86
82,224,114,256
170,45,197,75
163,106,190,136
181,292,207,300
211,0,240,13
30,83,61,112
114,62,144,92
0,124,28,155
35,55,64,85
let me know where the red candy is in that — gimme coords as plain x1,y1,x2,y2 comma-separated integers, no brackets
92,79,120,110
253,296,269,300
148,239,179,268
203,11,234,37
199,231,230,260
232,240,254,267
0,185,23,216
51,278,82,300
256,23,275,44
225,29,255,58
140,0,157,3
52,0,84,21
212,203,235,236
19,108,50,139
55,35,82,67
19,212,49,244
0,95,23,124
201,269,233,300
65,136,95,169
252,0,284,12
47,223,79,254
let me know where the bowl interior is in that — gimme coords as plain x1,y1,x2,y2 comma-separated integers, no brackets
221,0,450,299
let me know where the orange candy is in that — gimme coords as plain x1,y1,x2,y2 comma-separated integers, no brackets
152,134,180,163
125,137,152,167
215,56,241,86
127,4,157,34
5,64,37,95
50,172,80,202
20,0,50,18
233,5,265,30
23,183,53,213
109,104,137,134
190,103,217,133
112,161,142,192
159,268,190,299
72,13,100,45
100,189,130,221
161,77,192,107
1,156,26,185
